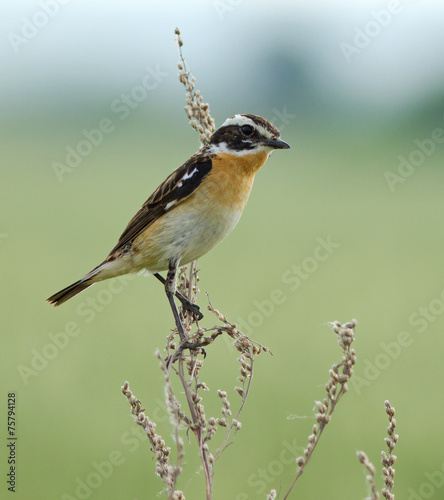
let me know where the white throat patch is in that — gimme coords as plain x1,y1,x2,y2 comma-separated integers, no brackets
208,141,274,157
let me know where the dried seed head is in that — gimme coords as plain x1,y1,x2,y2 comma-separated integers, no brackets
344,319,357,328
315,401,327,413
221,407,232,417
235,386,245,397
315,413,331,424
216,418,227,427
233,419,242,430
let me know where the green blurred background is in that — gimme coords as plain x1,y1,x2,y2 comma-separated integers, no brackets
2,1,444,499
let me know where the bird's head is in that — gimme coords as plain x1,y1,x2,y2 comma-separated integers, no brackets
208,114,290,156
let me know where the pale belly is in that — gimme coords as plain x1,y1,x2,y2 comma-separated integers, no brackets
130,200,244,272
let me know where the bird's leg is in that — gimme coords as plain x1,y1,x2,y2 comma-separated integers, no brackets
164,260,208,365
165,259,187,342
154,272,203,320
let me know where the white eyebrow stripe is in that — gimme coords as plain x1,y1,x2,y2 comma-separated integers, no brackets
220,114,275,140
221,114,254,128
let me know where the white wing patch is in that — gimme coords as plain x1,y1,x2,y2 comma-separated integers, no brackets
164,200,177,211
164,167,202,211
181,167,198,182
176,167,199,189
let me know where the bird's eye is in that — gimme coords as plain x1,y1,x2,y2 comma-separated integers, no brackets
241,125,254,136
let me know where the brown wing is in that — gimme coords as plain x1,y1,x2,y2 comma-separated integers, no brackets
107,152,213,257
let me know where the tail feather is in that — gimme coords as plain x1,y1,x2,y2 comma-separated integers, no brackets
47,279,94,306
47,259,130,306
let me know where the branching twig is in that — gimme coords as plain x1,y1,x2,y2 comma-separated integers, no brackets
205,298,270,460
168,268,270,498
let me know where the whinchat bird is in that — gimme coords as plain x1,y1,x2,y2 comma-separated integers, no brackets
47,114,290,339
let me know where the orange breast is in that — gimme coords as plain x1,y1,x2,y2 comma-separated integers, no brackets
202,151,269,210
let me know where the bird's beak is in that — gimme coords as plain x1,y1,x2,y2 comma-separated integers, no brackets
262,138,291,149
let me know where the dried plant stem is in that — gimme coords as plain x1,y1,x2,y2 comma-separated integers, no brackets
381,400,397,499
174,27,215,145
161,356,186,484
121,381,183,499
204,299,254,459
165,267,208,498
159,265,269,499
172,265,214,498
178,356,213,499
282,320,357,500
357,451,380,500
357,400,398,500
